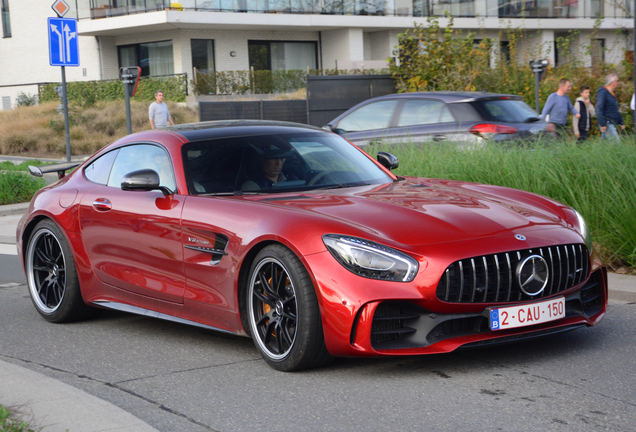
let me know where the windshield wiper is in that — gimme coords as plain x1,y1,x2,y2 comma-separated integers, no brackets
524,116,541,123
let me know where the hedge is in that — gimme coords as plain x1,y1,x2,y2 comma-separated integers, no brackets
38,74,188,106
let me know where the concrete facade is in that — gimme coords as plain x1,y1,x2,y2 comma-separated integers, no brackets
0,1,633,109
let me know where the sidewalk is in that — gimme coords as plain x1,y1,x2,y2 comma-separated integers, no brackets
1,201,634,432
0,360,159,432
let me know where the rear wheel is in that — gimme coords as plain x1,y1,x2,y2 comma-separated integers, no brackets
247,245,332,371
26,220,96,323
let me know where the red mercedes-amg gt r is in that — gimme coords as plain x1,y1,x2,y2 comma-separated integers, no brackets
17,121,607,371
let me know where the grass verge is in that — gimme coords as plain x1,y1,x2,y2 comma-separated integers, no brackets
367,136,636,270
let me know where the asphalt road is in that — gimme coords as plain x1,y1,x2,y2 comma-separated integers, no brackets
1,242,635,431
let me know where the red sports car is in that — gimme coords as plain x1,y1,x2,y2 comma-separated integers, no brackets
17,121,607,371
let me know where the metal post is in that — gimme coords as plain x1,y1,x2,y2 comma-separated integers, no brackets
535,70,541,114
61,67,72,163
124,80,132,135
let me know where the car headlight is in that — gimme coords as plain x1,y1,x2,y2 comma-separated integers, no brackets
322,235,419,282
574,209,593,253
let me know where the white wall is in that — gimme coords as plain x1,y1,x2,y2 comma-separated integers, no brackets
321,28,364,69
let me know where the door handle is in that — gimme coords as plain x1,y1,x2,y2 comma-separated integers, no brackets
433,135,446,142
93,198,112,211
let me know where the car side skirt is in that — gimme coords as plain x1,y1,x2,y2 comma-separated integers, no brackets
93,300,238,335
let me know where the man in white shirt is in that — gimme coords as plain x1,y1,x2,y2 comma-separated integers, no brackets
149,90,174,129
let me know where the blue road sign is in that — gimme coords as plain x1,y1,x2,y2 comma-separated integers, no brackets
48,17,79,67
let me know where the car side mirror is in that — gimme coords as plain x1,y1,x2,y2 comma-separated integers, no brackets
322,124,334,132
121,169,173,196
377,152,399,171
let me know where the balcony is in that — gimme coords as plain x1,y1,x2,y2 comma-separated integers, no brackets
85,0,632,18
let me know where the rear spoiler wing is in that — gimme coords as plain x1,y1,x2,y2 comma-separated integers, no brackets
28,162,81,180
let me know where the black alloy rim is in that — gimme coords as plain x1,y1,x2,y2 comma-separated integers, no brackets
28,230,66,313
250,258,298,359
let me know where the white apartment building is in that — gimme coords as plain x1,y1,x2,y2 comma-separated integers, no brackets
0,0,633,109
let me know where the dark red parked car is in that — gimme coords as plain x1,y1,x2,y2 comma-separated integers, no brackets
17,121,607,371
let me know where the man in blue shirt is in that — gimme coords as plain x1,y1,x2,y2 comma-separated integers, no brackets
541,78,580,137
596,73,625,140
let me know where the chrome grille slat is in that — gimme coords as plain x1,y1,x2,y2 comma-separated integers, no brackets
482,256,489,303
556,246,563,291
505,253,512,302
548,247,555,296
436,243,590,304
470,259,477,302
458,261,464,302
494,255,501,302
516,251,522,301
563,246,570,286
444,268,450,302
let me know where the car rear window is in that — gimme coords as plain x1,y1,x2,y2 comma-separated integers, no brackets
472,99,540,123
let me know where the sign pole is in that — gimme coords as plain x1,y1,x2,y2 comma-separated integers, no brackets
120,67,141,135
534,70,541,114
124,81,132,135
61,66,72,162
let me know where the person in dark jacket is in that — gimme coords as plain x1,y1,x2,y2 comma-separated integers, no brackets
596,74,625,140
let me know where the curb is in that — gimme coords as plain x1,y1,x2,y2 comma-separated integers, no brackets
0,202,30,217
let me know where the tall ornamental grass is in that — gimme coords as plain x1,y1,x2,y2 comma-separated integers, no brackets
369,137,636,270
0,172,45,205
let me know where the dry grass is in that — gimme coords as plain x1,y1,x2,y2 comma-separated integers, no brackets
0,101,198,158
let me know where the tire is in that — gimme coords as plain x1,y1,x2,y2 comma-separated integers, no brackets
246,244,333,371
26,219,96,323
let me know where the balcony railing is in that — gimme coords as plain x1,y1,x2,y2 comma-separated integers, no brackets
84,0,633,19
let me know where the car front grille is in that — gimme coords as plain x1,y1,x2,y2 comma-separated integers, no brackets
436,243,590,304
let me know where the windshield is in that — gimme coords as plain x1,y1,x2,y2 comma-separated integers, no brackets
472,99,540,123
183,131,392,195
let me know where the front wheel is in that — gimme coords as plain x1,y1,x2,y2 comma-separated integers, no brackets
247,245,332,371
26,219,96,323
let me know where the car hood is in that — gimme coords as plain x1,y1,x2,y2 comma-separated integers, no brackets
252,178,572,247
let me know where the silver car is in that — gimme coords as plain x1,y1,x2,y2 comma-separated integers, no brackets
323,91,551,146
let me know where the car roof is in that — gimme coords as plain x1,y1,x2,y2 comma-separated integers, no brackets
160,120,325,142
365,91,523,103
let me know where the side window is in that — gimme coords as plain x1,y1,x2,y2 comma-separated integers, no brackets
397,100,446,126
337,100,398,132
84,149,119,185
439,105,455,123
107,144,177,192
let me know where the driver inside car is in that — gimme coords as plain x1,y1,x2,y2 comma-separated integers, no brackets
241,143,298,191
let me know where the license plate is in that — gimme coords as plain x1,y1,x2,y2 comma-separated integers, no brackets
489,297,565,331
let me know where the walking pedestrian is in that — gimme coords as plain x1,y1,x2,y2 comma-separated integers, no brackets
573,86,595,142
596,73,625,140
149,90,174,129
540,78,580,138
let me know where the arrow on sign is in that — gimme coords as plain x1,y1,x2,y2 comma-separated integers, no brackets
50,23,65,64
63,23,76,63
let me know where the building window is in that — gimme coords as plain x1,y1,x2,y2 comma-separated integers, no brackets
2,96,10,111
591,38,605,68
118,40,174,77
191,39,215,74
500,41,510,63
1,0,11,38
248,41,317,71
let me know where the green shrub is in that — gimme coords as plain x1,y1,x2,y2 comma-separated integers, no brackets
15,92,38,107
0,171,45,205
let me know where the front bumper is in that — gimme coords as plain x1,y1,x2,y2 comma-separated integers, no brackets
305,247,607,357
